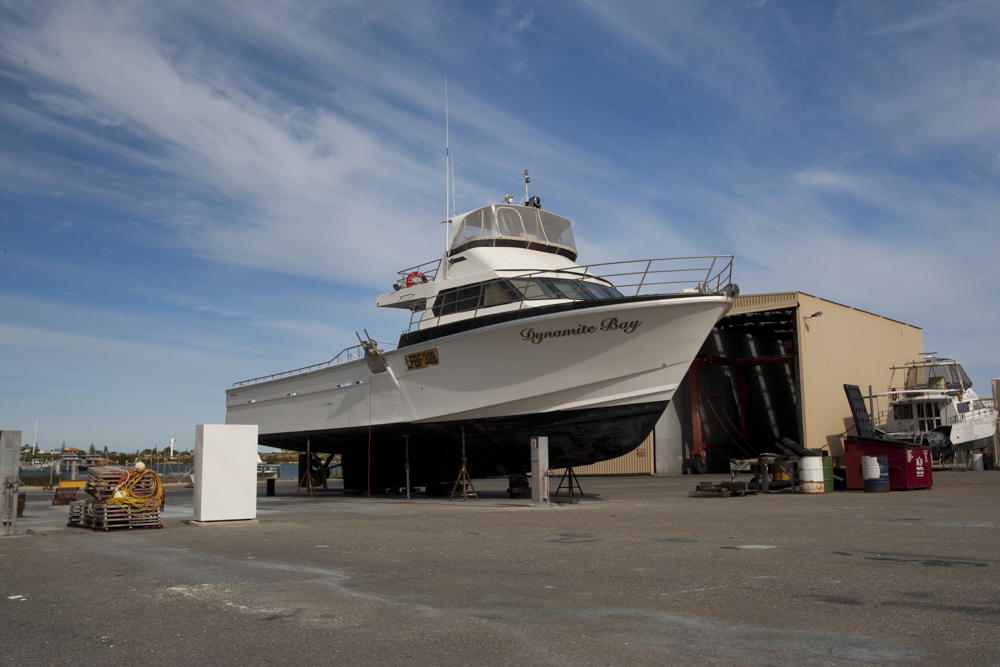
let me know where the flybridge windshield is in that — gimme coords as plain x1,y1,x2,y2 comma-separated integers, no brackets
451,205,576,252
904,363,973,389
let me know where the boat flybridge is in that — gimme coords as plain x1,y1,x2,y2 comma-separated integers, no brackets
874,355,998,454
226,198,738,491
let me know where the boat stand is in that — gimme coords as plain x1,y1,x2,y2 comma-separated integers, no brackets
449,426,478,502
404,435,411,500
294,436,317,498
554,466,584,498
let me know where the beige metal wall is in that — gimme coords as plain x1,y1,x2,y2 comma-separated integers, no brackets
551,432,655,476
564,291,922,475
795,292,923,456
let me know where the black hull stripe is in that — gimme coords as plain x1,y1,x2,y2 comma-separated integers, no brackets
399,292,721,349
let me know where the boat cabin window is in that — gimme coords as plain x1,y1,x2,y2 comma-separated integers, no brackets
973,399,986,411
904,363,973,390
915,402,942,431
431,278,623,317
451,205,577,253
957,401,970,414
892,404,913,420
544,279,622,300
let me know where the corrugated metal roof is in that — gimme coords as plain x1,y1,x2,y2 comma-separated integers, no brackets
730,292,798,315
731,291,920,330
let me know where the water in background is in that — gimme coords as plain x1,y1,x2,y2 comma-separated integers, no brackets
149,464,193,476
277,463,341,479
118,463,334,480
152,463,305,479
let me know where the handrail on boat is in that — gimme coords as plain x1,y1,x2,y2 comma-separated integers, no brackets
234,255,733,388
232,342,396,387
395,258,442,285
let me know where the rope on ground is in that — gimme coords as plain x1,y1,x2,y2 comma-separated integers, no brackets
105,468,164,517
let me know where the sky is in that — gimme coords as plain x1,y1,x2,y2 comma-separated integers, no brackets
2,1,998,453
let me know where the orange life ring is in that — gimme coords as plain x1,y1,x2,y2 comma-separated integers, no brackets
405,271,428,288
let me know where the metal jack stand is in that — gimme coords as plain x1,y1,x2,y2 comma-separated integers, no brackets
554,467,584,498
449,426,478,501
294,435,317,498
404,435,411,500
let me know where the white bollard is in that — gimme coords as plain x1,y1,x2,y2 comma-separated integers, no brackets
530,436,549,505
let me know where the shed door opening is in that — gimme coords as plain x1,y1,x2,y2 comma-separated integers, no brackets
673,308,802,473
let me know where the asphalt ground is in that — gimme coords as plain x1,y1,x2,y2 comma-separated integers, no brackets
2,471,999,666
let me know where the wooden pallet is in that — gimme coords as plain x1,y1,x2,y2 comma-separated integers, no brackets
65,499,162,531
689,481,757,498
67,501,86,525
90,503,162,531
85,467,155,500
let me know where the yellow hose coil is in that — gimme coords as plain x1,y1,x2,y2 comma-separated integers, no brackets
105,468,164,517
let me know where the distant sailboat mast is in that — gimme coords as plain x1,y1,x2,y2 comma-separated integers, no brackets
29,417,38,463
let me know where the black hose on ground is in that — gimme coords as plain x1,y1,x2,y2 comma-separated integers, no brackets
771,441,794,456
781,437,821,457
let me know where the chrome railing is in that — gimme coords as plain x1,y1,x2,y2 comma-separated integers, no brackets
406,255,734,332
233,342,397,387
394,258,441,288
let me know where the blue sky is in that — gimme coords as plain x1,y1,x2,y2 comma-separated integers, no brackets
2,1,998,453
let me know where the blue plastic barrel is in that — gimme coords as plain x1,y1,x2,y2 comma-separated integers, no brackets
862,455,889,493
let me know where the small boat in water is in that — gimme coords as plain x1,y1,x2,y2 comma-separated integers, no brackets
875,355,998,454
226,196,737,490
256,455,280,479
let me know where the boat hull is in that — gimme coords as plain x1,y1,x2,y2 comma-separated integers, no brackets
922,421,998,454
262,400,667,490
226,294,730,486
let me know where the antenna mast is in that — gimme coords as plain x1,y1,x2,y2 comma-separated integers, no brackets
445,73,450,251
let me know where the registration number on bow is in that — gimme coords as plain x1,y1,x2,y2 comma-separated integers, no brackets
405,348,439,371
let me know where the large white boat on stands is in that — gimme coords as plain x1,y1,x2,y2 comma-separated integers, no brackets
225,197,737,490
875,356,998,454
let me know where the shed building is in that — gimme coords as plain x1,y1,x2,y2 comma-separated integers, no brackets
554,292,922,476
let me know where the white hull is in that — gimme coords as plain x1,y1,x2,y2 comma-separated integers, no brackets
227,294,730,438
950,416,998,447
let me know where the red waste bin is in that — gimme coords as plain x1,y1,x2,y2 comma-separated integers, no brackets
843,437,933,490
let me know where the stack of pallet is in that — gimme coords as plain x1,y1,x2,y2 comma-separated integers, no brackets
67,466,163,531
